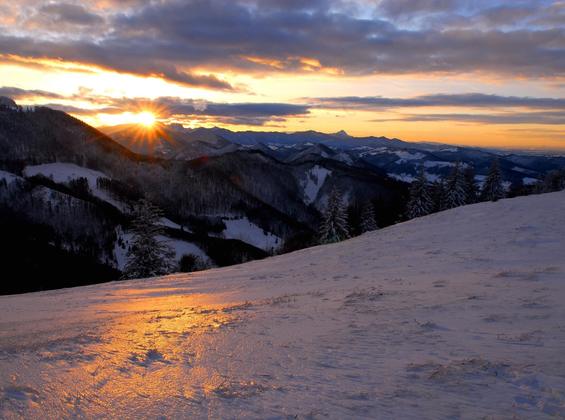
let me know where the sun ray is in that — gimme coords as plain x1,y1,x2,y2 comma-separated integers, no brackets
135,111,156,128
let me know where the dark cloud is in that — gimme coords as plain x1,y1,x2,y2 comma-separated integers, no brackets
0,34,235,91
0,0,562,87
9,87,310,125
478,5,537,26
39,3,104,26
6,85,563,126
374,111,565,125
311,93,565,110
0,86,65,100
377,0,455,18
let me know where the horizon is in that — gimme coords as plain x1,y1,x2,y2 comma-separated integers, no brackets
96,119,565,154
1,1,564,149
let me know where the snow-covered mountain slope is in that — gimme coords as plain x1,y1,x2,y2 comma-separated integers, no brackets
1,192,565,418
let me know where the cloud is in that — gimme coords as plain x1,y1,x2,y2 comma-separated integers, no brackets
38,3,104,26
6,85,563,126
377,0,455,18
312,91,565,126
152,98,310,125
3,87,310,125
0,0,562,88
0,35,235,91
0,86,66,100
374,111,565,125
311,93,565,110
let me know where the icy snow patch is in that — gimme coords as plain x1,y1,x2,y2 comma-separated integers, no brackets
300,165,332,204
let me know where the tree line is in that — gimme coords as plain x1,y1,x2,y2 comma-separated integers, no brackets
316,159,565,247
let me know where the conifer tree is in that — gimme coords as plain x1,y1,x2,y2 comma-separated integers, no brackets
319,188,350,244
430,179,445,212
360,201,378,233
462,166,478,204
122,199,175,279
541,169,565,193
407,167,433,219
443,162,467,209
481,159,505,202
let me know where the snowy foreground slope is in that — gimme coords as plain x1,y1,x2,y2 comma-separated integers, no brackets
1,193,565,419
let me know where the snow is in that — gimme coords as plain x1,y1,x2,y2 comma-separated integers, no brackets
389,170,441,183
159,235,209,262
513,166,536,175
1,191,565,418
113,230,132,270
113,231,209,270
23,163,125,210
423,160,455,168
0,170,20,183
523,177,539,186
158,217,183,230
393,150,425,163
23,163,109,187
475,174,487,187
388,172,416,182
216,217,281,251
300,165,332,204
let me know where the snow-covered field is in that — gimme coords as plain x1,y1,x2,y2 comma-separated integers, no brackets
1,192,565,418
216,217,281,251
23,163,126,210
301,165,331,205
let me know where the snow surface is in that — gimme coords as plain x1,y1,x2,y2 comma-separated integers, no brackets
216,217,281,251
300,165,331,205
1,192,565,418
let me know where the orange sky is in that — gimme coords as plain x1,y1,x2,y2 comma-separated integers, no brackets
0,1,563,149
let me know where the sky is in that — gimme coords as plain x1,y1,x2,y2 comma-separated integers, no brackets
0,0,564,149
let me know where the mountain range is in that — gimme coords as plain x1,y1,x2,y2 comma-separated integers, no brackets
0,98,563,293
103,123,565,187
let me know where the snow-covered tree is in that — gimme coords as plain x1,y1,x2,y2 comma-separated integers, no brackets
481,159,505,202
407,167,433,219
443,162,467,209
463,166,478,204
360,201,378,233
319,188,350,244
430,179,446,212
540,169,565,193
122,199,175,279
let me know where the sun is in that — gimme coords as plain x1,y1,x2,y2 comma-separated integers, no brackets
134,111,156,128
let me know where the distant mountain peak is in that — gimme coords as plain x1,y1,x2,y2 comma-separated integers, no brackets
334,130,349,137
